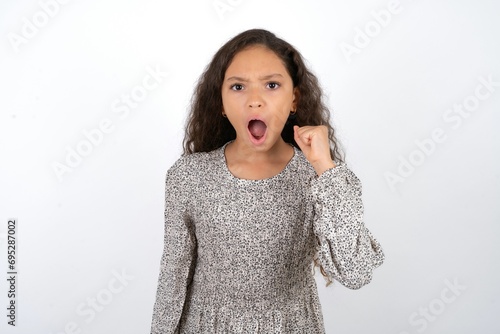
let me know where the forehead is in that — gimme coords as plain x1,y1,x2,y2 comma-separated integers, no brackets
224,45,289,78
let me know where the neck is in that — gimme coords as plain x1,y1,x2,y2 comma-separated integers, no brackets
227,137,292,163
223,137,295,180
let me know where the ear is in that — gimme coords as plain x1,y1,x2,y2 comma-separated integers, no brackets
292,87,300,110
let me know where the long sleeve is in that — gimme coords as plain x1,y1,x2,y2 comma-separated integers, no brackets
151,164,197,333
309,163,384,290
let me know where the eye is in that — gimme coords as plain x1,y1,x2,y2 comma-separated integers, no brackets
267,82,280,89
230,84,244,91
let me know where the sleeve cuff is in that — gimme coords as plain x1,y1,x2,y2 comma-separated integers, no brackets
310,163,361,201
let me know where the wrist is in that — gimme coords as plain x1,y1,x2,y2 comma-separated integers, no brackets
312,159,336,176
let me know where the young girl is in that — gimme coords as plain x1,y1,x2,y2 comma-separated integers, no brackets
150,29,384,334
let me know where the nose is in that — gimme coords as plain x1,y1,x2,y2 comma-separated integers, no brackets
249,101,262,108
247,88,263,108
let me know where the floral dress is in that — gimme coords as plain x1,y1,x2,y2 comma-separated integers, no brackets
150,142,384,333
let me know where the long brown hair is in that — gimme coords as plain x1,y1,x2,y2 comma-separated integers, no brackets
183,29,344,287
183,28,344,164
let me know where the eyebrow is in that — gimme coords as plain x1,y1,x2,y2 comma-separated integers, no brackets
225,73,285,82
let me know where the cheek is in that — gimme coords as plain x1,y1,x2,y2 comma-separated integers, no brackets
270,98,293,117
221,92,229,109
268,107,291,128
276,92,294,109
222,93,243,113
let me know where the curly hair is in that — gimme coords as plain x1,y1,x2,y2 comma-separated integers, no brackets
183,28,344,165
183,29,345,286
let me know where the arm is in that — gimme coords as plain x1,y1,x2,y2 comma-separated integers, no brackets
151,164,197,333
310,163,384,289
293,125,384,289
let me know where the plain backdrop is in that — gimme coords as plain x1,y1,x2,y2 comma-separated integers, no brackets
1,0,499,333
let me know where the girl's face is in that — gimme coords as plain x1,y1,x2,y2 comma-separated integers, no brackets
222,45,298,151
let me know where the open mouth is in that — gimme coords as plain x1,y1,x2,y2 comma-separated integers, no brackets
248,119,267,141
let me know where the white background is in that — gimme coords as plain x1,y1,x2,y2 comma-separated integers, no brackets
1,0,499,333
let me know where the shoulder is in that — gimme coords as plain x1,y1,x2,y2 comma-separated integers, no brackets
292,147,318,179
165,146,223,181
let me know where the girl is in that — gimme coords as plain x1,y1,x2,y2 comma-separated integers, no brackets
151,29,384,333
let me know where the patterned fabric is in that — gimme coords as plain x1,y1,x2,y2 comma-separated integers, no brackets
151,142,384,333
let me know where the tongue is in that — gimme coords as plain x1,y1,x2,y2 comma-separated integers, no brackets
248,120,266,138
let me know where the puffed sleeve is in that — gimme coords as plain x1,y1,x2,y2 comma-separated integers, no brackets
151,162,197,333
309,163,384,290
